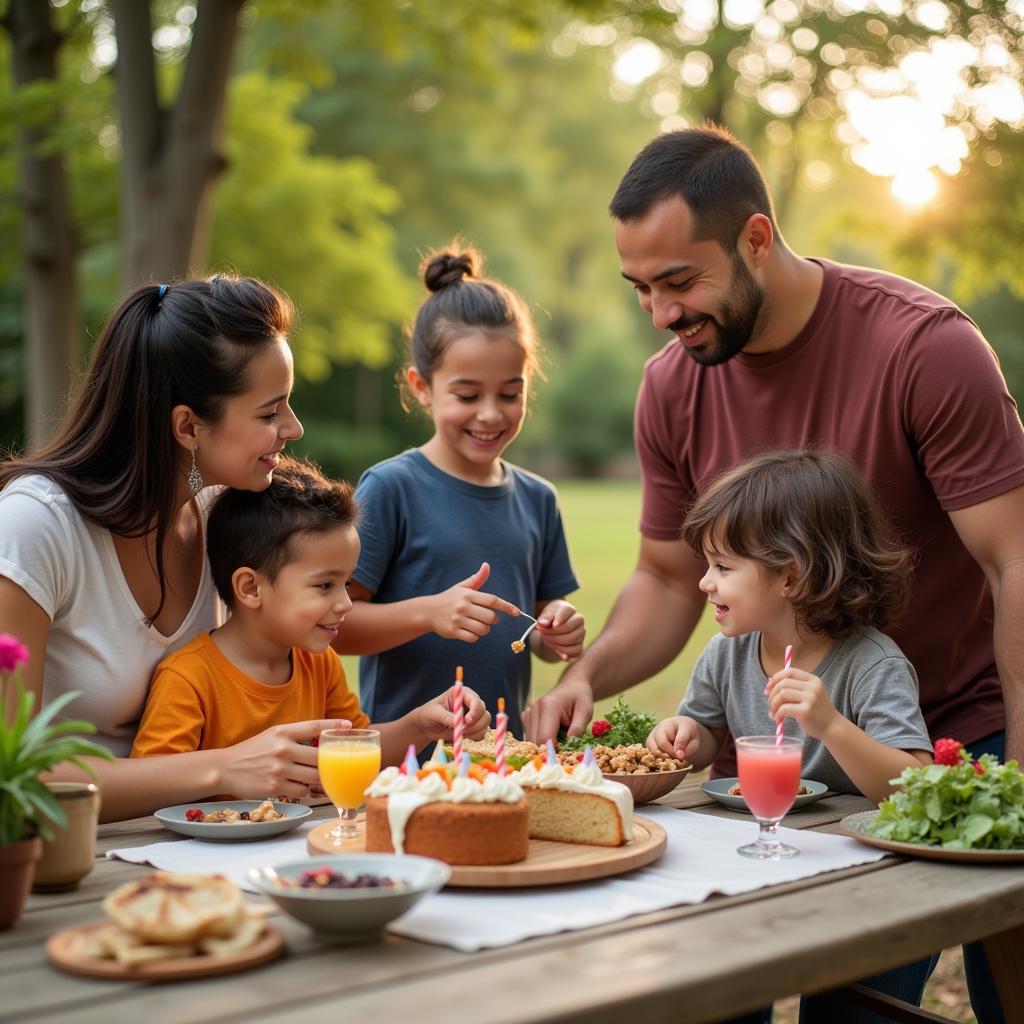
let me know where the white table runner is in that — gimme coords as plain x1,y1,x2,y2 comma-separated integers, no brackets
108,806,888,952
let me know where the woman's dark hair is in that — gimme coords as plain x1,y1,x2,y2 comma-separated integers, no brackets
609,123,777,253
681,448,913,638
0,275,294,623
399,242,543,411
206,457,356,608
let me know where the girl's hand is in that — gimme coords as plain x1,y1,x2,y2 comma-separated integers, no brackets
429,562,521,643
533,600,586,661
417,685,492,741
765,667,839,740
218,719,350,800
647,716,701,761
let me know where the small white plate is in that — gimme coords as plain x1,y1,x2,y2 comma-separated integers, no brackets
154,801,311,841
700,777,829,814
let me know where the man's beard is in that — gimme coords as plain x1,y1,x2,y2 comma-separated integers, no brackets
672,254,766,367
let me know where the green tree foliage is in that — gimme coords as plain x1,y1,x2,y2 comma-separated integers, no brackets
2,0,1022,462
210,72,414,380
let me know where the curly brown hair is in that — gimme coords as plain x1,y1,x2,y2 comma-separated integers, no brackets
681,448,913,638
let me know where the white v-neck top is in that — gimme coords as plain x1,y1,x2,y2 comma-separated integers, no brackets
0,475,222,755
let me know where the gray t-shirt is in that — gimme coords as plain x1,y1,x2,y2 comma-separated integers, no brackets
681,628,933,794
353,450,579,738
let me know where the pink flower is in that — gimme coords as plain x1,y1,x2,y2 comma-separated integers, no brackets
0,634,30,674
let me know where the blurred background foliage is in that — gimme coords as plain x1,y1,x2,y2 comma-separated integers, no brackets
1,0,1022,483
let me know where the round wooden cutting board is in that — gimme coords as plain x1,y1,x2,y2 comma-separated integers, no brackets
46,921,284,982
306,814,667,887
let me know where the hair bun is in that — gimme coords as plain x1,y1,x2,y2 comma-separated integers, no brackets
423,249,477,292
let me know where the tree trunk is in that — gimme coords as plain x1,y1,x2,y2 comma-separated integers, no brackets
6,0,80,448
112,0,246,288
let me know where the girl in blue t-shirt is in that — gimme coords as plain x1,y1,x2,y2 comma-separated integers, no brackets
334,244,584,737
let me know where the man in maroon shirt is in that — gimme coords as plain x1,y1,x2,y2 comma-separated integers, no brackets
525,125,1024,762
523,124,1024,1023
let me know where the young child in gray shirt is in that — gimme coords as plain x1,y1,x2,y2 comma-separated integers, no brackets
648,447,933,804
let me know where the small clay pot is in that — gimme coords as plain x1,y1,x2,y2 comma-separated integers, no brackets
0,835,43,931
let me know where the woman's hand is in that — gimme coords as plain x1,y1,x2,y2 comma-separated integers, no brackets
427,562,521,643
765,667,839,740
533,600,586,662
217,719,351,799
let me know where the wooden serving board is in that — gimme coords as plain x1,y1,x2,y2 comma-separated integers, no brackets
306,815,667,887
46,921,284,982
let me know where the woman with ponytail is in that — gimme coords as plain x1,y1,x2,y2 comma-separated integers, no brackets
0,277,347,820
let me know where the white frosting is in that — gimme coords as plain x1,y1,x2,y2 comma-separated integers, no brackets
365,766,523,854
514,760,634,840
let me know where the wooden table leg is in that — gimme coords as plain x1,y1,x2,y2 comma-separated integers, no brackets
983,922,1024,1020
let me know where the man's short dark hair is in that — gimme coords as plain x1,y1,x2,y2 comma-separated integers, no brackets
207,457,356,607
610,123,777,252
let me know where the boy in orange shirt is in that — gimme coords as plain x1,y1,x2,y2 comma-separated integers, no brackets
131,460,489,780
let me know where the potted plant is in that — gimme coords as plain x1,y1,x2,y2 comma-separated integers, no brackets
0,634,113,929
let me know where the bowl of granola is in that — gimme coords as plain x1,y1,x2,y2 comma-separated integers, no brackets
249,854,449,940
581,744,692,804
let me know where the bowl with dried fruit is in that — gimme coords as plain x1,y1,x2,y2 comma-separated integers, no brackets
582,744,692,804
249,854,450,940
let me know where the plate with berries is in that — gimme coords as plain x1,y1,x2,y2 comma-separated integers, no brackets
154,800,312,841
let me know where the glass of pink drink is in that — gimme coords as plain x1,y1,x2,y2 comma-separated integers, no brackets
735,735,802,860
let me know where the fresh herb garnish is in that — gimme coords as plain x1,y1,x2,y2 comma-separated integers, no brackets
559,697,657,753
869,750,1024,850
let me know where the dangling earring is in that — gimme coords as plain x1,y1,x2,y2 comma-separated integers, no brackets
187,446,204,496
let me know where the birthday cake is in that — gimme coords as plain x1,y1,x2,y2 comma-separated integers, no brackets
363,761,529,866
512,746,634,847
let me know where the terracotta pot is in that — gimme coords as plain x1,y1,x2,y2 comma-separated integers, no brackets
0,835,43,931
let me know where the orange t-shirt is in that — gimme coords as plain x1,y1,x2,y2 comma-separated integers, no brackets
130,632,369,757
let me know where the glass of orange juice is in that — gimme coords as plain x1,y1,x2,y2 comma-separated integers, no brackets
318,728,381,843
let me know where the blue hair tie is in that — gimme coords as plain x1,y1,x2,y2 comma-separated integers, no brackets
157,284,168,298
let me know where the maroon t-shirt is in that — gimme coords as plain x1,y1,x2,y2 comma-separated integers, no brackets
636,259,1024,771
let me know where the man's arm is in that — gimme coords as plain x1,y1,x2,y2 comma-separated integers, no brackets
948,484,1024,762
522,534,706,743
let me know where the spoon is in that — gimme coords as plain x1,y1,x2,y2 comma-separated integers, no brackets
510,612,539,653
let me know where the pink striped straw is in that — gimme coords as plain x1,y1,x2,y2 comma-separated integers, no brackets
494,697,508,775
776,644,792,746
452,665,465,763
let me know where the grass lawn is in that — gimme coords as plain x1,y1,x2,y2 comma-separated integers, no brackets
342,478,715,726
530,478,716,722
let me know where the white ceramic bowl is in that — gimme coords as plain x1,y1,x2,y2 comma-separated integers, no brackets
249,854,450,940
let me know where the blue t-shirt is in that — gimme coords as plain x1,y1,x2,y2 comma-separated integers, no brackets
353,449,579,738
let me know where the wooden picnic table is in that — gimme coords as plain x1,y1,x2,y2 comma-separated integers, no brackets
5,779,1024,1024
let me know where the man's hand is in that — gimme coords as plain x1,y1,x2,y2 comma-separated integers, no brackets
521,676,594,744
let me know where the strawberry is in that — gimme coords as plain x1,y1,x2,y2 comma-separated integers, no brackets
591,720,612,738
973,759,986,776
934,737,963,766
